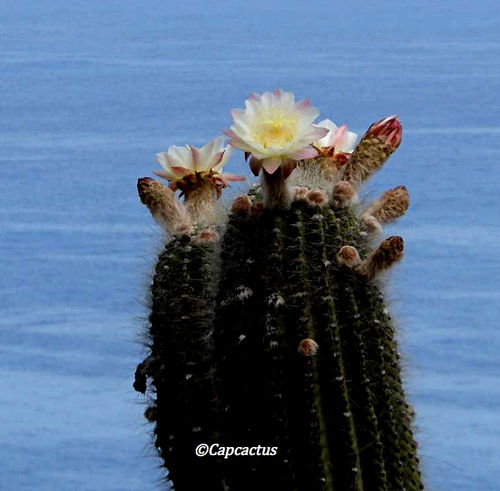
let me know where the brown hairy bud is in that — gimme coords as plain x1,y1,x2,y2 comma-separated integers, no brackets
231,195,253,214
306,189,328,207
293,186,310,201
137,178,194,235
337,246,361,267
330,180,358,209
355,236,405,279
360,215,383,235
298,338,319,356
194,228,219,244
343,116,402,188
362,185,410,224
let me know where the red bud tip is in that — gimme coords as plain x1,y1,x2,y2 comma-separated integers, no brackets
368,116,402,149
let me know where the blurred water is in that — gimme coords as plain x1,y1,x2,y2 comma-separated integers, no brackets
1,0,499,489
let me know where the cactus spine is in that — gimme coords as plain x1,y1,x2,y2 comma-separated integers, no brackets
134,102,424,490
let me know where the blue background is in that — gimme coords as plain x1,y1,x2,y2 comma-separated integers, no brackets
1,0,499,489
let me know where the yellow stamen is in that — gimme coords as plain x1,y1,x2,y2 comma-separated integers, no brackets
253,109,297,149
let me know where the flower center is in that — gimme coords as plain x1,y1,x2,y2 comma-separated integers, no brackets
253,109,297,149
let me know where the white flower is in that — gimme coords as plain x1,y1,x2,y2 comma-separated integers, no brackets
314,119,358,154
154,136,244,190
224,89,328,175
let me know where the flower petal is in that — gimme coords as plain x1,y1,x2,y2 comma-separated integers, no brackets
303,126,329,142
340,131,358,153
296,98,311,109
262,156,283,174
331,124,348,148
227,90,325,173
153,170,175,181
170,166,191,176
288,146,319,160
190,146,201,172
221,172,246,182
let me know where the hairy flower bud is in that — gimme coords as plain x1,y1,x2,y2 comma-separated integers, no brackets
356,236,405,279
137,178,194,235
330,181,358,209
362,185,410,224
337,245,361,267
343,116,402,188
298,338,319,356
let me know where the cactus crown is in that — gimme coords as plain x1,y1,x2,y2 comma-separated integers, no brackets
134,91,424,491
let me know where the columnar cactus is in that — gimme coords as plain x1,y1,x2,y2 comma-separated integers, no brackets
134,90,425,490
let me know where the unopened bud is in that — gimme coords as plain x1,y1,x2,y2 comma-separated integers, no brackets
360,215,383,235
298,338,319,356
293,186,310,201
194,228,219,244
330,181,358,209
137,177,194,235
355,236,405,279
367,115,402,149
137,177,157,204
306,189,328,207
363,185,410,224
343,116,402,188
337,246,361,267
231,195,253,214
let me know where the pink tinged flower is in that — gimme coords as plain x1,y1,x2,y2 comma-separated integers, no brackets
154,136,242,190
366,115,402,149
224,89,328,175
314,119,358,154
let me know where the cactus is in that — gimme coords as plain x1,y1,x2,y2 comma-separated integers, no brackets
134,92,425,490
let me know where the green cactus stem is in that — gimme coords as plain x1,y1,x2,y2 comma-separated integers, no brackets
134,114,424,491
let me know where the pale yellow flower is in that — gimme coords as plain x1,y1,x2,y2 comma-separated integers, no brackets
224,89,328,175
154,136,244,190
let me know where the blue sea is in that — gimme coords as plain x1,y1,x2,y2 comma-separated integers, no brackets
1,0,499,489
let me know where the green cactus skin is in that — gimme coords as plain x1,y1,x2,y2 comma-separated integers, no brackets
138,236,223,490
135,193,424,491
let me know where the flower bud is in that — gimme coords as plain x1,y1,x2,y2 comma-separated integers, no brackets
360,215,383,235
343,116,402,188
306,189,328,208
337,246,361,267
298,338,319,356
362,185,410,224
355,236,405,279
367,115,402,150
231,195,253,214
137,178,194,236
330,181,358,209
194,228,219,244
